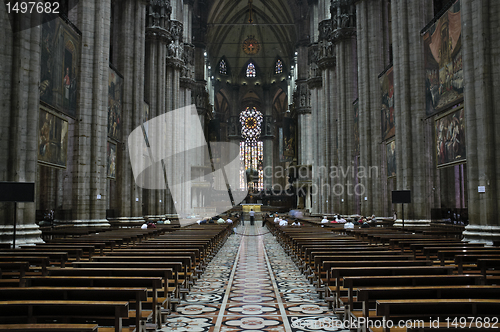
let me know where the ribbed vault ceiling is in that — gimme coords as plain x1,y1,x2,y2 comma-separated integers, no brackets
206,0,299,82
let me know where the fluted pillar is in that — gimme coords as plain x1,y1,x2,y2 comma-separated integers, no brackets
462,0,500,244
144,0,172,219
71,0,111,226
113,0,147,221
391,0,433,224
356,0,389,217
0,9,42,246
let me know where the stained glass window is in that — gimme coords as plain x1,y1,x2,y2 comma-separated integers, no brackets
239,107,263,190
275,59,283,74
240,107,263,142
246,62,256,78
219,59,227,75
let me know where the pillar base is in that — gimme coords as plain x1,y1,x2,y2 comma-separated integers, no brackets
56,219,111,227
393,219,431,227
0,224,43,248
463,225,500,245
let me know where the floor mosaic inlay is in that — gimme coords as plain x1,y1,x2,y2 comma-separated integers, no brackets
160,219,349,331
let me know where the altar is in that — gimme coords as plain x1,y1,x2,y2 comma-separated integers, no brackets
241,204,262,213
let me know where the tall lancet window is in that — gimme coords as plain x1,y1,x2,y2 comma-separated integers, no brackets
275,59,283,74
219,59,227,75
239,107,263,190
246,62,256,78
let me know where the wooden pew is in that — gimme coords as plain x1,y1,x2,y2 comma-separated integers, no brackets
328,266,455,309
70,260,184,298
357,285,500,328
476,258,500,277
437,249,500,266
0,300,129,332
0,261,30,278
454,254,500,274
22,276,163,328
0,324,98,331
375,299,500,332
0,251,69,268
0,287,148,332
343,274,486,325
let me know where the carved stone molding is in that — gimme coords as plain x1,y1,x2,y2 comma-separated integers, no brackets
192,83,209,114
146,0,172,43
330,0,356,43
295,81,311,114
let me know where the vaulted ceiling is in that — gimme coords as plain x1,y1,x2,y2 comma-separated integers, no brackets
204,0,304,84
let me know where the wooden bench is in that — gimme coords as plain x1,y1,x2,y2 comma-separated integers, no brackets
22,276,163,328
343,274,486,325
0,324,98,331
454,254,500,273
375,299,500,332
0,251,69,268
0,287,148,332
356,285,500,328
437,249,500,266
476,258,500,277
327,266,455,310
0,300,129,332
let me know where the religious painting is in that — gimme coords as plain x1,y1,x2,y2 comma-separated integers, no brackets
40,16,81,117
107,142,117,179
386,140,396,178
108,67,123,141
353,99,360,155
423,0,462,116
283,117,295,160
38,108,68,168
435,107,466,167
380,66,395,140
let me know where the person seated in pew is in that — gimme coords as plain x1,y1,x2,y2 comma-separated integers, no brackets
147,222,156,228
226,217,233,224
217,217,225,224
274,214,280,223
344,219,354,229
321,216,329,223
360,218,370,228
353,217,361,226
141,223,148,229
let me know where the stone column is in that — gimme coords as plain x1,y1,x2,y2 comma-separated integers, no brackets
305,43,321,214
391,0,433,225
71,0,112,227
144,0,172,220
113,0,147,222
313,19,335,216
462,1,500,244
331,0,357,215
356,0,388,217
0,9,43,246
165,19,184,216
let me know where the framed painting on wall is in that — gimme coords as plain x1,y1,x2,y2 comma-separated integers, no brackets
436,107,466,167
38,108,68,169
386,140,396,178
423,0,463,116
107,141,117,179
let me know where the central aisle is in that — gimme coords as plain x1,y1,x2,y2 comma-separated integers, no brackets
162,220,348,331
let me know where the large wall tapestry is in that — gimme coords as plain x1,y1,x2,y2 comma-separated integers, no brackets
386,140,396,178
40,16,81,117
423,0,462,116
38,108,68,168
436,107,466,167
107,142,117,179
380,66,395,140
108,67,123,141
353,99,360,155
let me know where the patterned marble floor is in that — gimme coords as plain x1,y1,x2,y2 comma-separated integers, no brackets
160,219,349,332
